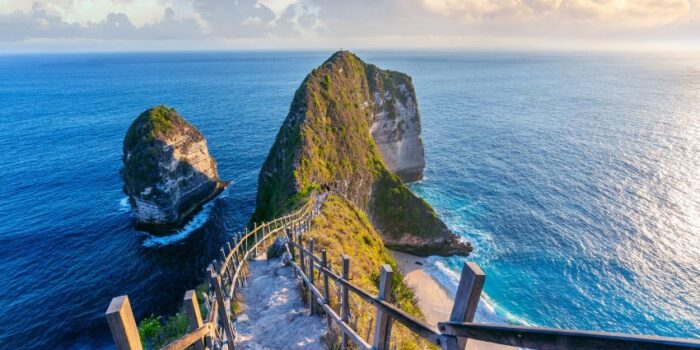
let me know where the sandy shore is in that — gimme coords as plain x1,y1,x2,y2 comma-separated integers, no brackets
391,251,515,350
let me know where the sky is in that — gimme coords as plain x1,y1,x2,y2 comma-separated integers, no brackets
1,0,699,52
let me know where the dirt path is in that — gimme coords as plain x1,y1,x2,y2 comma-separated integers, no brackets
234,254,327,350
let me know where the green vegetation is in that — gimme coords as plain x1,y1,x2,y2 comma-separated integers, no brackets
137,284,209,349
122,105,205,197
304,194,433,350
370,166,448,240
137,313,189,349
124,105,181,150
254,50,449,244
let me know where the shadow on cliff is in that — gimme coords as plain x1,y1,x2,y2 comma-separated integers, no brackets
125,158,231,236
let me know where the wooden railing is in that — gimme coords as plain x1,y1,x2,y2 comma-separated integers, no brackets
106,193,319,350
284,228,700,350
107,191,700,350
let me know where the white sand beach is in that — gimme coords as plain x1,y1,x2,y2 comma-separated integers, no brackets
391,251,516,350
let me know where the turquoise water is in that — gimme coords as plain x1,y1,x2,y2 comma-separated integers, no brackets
0,51,698,348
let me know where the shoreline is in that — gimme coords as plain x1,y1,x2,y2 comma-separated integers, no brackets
390,250,515,350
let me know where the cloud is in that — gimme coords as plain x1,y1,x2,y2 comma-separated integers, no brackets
0,3,203,41
192,0,276,37
273,1,319,36
0,0,698,49
421,0,694,27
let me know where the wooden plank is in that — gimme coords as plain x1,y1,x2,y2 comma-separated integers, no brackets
437,322,700,350
105,295,143,350
323,303,372,350
373,264,394,350
253,222,258,256
338,275,442,346
209,268,236,347
287,240,324,265
450,262,484,323
321,250,330,304
341,255,350,349
183,290,206,350
160,323,212,350
298,231,306,274
321,249,332,326
449,262,485,350
308,238,315,314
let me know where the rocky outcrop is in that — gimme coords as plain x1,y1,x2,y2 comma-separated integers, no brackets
122,105,228,234
367,66,425,182
253,51,470,256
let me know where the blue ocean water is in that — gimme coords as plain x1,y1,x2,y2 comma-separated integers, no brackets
0,51,698,349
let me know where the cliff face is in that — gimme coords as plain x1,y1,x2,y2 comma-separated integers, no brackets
122,105,228,233
367,66,425,182
254,51,470,256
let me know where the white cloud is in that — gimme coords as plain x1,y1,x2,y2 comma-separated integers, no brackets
0,0,698,50
0,3,202,41
421,0,694,27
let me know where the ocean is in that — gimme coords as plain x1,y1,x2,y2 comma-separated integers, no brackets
0,51,697,349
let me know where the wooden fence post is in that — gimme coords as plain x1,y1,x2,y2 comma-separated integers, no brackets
373,264,394,350
448,262,485,350
209,268,236,347
308,238,315,314
253,222,258,257
226,242,233,265
288,226,297,265
321,249,330,304
341,255,350,349
233,250,242,287
105,295,143,350
321,249,332,325
298,231,306,274
184,290,206,350
219,249,230,283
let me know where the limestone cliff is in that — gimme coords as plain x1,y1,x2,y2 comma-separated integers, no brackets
367,65,425,182
122,105,228,234
254,51,471,256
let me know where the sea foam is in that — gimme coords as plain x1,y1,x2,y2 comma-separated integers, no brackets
425,255,531,326
141,188,229,247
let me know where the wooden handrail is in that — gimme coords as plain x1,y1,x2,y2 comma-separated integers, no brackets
108,190,700,350
219,191,317,275
438,322,700,350
160,323,212,350
287,226,700,350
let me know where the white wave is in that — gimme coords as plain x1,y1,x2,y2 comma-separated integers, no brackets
142,188,229,248
118,197,131,212
424,256,532,326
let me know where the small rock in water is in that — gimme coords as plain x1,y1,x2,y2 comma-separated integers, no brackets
415,261,423,266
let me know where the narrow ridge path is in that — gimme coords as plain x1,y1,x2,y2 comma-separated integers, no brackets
234,253,327,350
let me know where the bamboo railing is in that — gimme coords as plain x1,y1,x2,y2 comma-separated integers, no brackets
107,191,700,350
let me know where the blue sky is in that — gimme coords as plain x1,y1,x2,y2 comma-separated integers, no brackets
1,0,699,52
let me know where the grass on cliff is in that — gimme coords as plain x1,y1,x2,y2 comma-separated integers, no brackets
303,194,435,350
370,163,447,241
254,51,448,245
124,105,179,150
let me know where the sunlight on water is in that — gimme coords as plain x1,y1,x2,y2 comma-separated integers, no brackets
1,52,698,349
405,52,700,337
